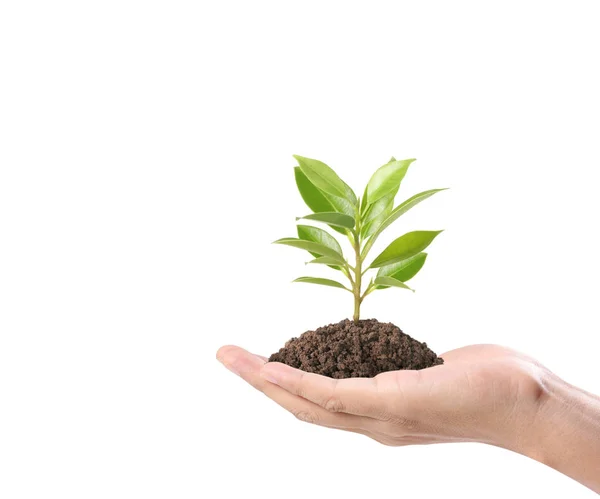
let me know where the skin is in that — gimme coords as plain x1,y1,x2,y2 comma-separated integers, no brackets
216,344,600,493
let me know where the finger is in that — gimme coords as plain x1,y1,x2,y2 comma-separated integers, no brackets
260,361,385,418
440,344,517,364
216,346,269,369
217,345,267,379
217,345,375,432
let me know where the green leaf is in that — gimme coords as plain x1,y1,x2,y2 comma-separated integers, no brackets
297,225,344,271
293,277,349,290
294,155,357,205
369,230,443,268
373,276,414,291
363,193,392,226
323,192,356,217
361,193,394,237
307,256,344,266
366,158,415,205
294,167,335,213
296,225,342,255
361,157,405,231
376,189,448,237
273,238,345,263
361,157,396,219
377,252,427,284
294,168,348,234
362,189,448,257
359,185,369,215
298,212,355,230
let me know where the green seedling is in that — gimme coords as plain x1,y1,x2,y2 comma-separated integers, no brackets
274,155,447,322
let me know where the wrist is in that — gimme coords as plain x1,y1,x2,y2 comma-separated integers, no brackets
480,361,551,454
500,365,600,492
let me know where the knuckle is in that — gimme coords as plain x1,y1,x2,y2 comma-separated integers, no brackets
374,437,399,447
366,431,399,447
293,410,320,425
380,414,420,435
323,396,344,413
295,386,307,399
295,372,308,398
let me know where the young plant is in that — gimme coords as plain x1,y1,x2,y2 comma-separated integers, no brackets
274,155,446,322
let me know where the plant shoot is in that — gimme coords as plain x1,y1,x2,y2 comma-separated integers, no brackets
274,155,446,322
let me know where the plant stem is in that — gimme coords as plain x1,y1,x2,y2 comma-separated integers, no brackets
353,237,362,322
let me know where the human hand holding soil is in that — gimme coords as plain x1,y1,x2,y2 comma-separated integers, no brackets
217,344,600,493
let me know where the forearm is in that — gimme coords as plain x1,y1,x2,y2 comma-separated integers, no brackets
508,370,600,492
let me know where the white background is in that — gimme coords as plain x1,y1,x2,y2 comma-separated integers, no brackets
1,1,599,497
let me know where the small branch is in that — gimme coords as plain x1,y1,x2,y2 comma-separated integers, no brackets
361,280,375,301
342,266,355,287
347,230,357,247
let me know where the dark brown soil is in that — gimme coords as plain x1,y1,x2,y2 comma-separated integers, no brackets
269,319,443,379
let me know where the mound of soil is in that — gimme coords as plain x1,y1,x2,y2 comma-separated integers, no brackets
269,319,443,379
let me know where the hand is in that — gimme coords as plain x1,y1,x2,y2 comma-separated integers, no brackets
215,344,544,449
218,343,600,492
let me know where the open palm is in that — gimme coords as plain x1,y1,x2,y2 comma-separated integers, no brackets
216,343,544,448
